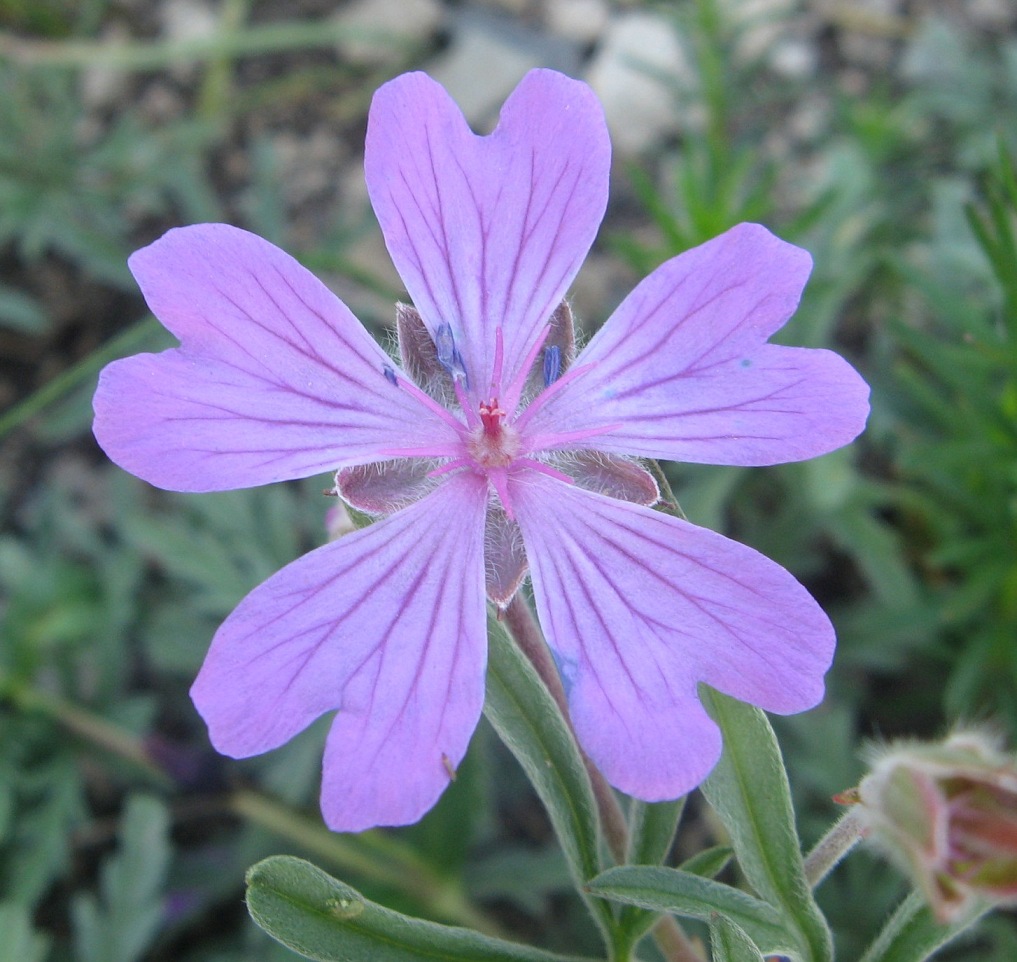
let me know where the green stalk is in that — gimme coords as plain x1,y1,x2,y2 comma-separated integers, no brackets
0,20,414,71
2,673,504,936
0,315,162,440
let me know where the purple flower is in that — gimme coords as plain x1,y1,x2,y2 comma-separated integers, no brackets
93,70,869,832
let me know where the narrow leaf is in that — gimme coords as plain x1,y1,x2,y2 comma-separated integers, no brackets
699,688,832,962
626,798,684,866
0,903,49,962
709,914,766,962
679,845,733,879
72,794,170,962
483,613,608,931
245,855,599,962
587,865,794,958
614,799,686,950
858,892,990,962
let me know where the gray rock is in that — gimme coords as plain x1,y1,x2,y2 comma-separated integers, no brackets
428,10,579,127
545,0,611,45
333,0,444,66
585,11,695,155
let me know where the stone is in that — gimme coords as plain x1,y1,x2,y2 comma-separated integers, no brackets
427,10,578,127
80,24,130,109
968,0,1015,29
333,0,444,66
159,0,220,81
545,0,611,45
722,0,797,64
768,36,817,79
160,0,219,43
585,11,694,155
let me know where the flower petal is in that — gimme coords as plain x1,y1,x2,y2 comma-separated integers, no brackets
522,224,870,466
190,472,489,830
509,471,834,800
365,70,610,397
93,224,462,492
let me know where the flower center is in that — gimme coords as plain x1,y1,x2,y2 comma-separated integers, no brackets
467,398,520,468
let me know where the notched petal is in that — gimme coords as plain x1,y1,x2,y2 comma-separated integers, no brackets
366,70,610,395
396,303,457,406
93,225,462,493
191,473,490,832
510,472,835,801
335,458,436,515
484,503,528,607
564,451,659,506
523,223,870,467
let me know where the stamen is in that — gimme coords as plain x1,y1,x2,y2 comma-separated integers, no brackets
490,326,505,398
385,370,468,435
434,323,469,386
502,323,551,413
427,458,470,479
383,364,398,387
517,458,575,485
512,360,597,433
487,467,515,520
453,377,480,429
542,345,561,387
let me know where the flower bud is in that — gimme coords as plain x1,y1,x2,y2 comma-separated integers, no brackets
855,731,1017,922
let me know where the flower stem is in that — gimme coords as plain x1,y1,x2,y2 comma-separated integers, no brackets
230,789,506,936
804,806,865,888
501,596,704,962
3,675,506,936
1,673,172,785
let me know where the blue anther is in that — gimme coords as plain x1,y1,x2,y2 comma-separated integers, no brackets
542,345,562,387
383,364,398,387
434,323,469,384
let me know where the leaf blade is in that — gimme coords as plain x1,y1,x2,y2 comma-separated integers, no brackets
699,689,832,962
587,865,795,958
245,855,600,962
483,613,609,934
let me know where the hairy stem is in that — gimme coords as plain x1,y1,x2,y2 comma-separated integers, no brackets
804,806,865,888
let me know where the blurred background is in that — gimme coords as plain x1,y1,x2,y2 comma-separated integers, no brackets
1,0,1016,959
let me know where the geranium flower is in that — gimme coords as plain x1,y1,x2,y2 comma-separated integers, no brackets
93,69,869,832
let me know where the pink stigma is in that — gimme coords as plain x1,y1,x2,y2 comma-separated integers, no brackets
468,397,520,468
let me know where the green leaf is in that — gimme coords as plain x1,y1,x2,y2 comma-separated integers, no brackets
465,846,572,915
699,689,832,962
0,902,49,962
709,914,766,962
626,798,684,867
72,794,171,962
613,799,686,952
0,285,47,333
679,845,733,879
482,614,608,930
245,855,599,962
858,892,990,962
587,865,794,958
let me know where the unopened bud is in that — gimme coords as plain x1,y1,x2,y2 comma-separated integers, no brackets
325,501,357,540
855,730,1017,922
